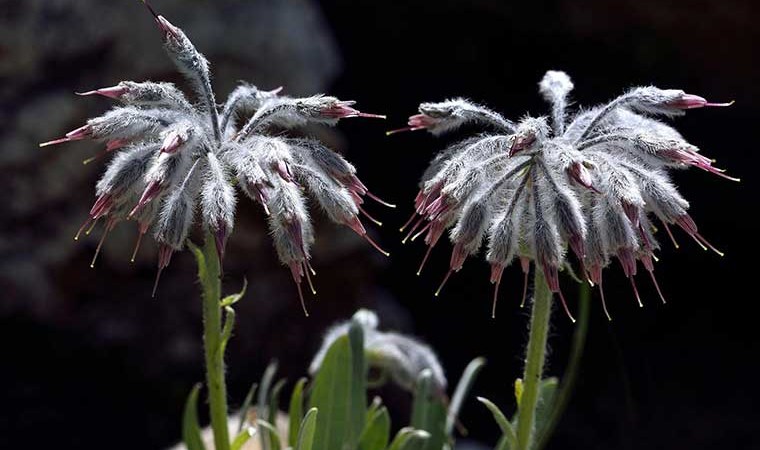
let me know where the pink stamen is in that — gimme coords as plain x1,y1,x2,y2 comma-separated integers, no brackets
694,232,725,257
365,191,396,208
411,220,434,242
90,218,116,268
130,227,146,263
386,126,426,136
74,217,93,241
303,261,317,295
661,221,680,249
647,268,667,304
290,263,309,317
556,288,576,323
629,276,643,308
490,263,505,319
402,216,427,244
400,210,418,233
359,205,383,227
520,258,530,308
417,244,435,276
434,269,454,297
363,233,390,257
598,276,612,321
152,245,174,298
356,112,387,119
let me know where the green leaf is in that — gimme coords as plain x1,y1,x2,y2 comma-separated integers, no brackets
387,428,430,450
358,405,390,450
308,320,367,450
295,408,319,450
288,378,308,447
257,420,281,450
411,369,447,450
237,382,258,433
182,384,206,450
445,357,486,436
534,377,559,433
477,397,516,449
221,277,248,307
269,378,288,426
258,361,279,450
365,396,383,421
231,427,256,450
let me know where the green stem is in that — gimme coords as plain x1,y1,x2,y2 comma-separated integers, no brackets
516,269,553,450
197,233,231,450
534,281,591,450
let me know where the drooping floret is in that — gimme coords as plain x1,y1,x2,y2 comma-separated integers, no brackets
393,70,736,320
40,5,391,312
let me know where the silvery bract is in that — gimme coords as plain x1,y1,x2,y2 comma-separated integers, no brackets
393,70,736,320
40,6,391,312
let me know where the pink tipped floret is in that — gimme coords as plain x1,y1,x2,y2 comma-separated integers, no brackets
76,85,128,100
386,113,439,135
130,181,162,218
160,131,185,154
667,94,735,110
39,125,92,147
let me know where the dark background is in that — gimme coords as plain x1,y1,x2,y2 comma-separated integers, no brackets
1,0,758,448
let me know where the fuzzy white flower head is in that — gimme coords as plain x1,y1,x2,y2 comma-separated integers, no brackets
40,5,391,310
393,70,736,320
309,309,447,393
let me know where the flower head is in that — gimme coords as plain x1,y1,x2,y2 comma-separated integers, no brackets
309,309,447,394
394,71,736,320
40,6,391,311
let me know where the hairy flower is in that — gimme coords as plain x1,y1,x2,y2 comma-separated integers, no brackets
394,70,736,320
309,309,447,393
40,5,391,311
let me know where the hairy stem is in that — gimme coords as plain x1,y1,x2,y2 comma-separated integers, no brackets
535,281,591,450
516,268,553,450
197,233,231,450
